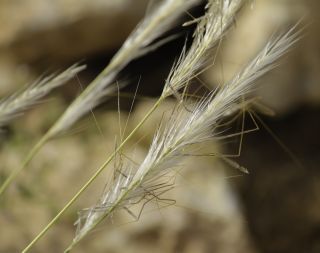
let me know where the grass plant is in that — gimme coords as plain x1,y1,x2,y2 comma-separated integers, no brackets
21,1,246,251
0,0,300,252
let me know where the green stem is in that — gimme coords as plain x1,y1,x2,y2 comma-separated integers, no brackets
0,132,51,196
22,98,163,253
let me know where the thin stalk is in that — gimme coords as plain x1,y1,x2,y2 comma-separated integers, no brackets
0,132,51,195
22,98,163,253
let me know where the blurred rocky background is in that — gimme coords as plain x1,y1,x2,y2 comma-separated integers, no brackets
0,0,319,252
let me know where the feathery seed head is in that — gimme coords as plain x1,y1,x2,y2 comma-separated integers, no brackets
0,64,85,128
73,24,300,246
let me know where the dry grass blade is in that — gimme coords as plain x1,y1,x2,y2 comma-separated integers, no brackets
0,64,85,128
70,24,299,251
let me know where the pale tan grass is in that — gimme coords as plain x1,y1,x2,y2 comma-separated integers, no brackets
0,64,84,128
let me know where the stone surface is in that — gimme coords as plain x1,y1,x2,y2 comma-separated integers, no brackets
0,0,148,64
204,0,320,115
0,0,149,96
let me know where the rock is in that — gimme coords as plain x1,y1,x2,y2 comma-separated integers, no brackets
0,0,149,65
203,0,320,115
0,0,149,118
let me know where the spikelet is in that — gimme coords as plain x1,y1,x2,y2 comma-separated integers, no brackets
162,0,244,97
0,64,85,128
48,0,201,138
